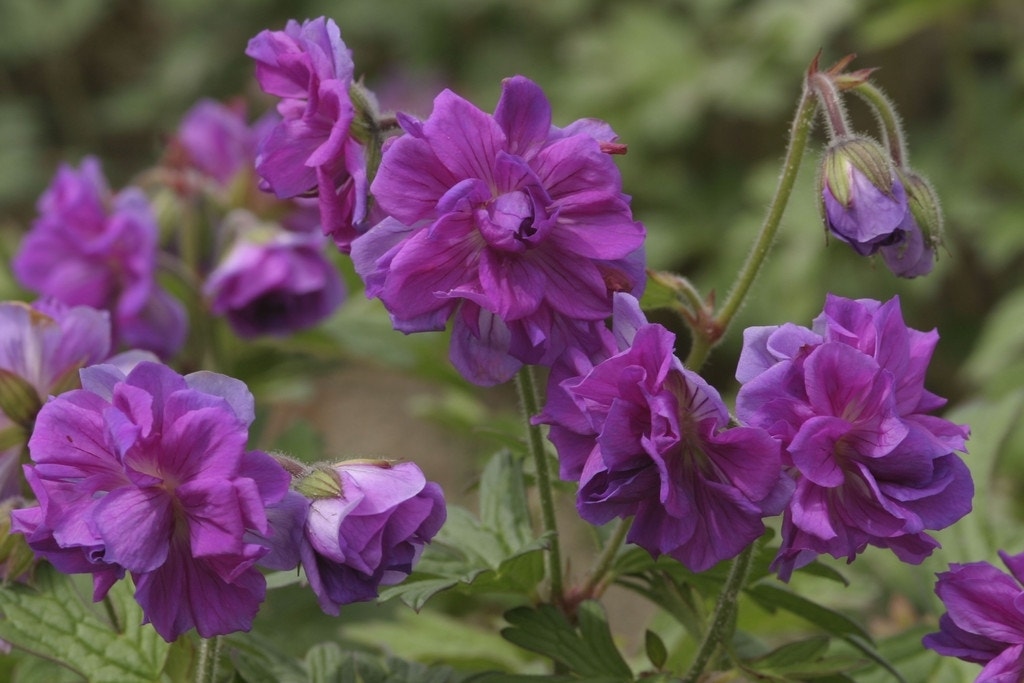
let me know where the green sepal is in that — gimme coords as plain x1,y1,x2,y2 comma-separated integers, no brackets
0,368,42,429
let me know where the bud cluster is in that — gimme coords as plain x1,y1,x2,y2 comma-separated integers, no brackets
809,56,943,278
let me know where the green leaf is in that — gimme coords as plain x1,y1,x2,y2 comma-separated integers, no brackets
500,601,632,680
751,636,830,670
227,631,306,683
745,583,905,682
306,642,347,683
0,566,169,683
644,629,668,670
479,450,533,551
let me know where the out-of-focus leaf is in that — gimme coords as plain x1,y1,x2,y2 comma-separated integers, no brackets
500,601,632,680
228,631,306,683
644,629,668,671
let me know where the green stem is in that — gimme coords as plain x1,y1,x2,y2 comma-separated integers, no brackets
194,635,222,683
852,81,908,168
580,517,632,597
690,88,817,370
807,72,850,141
680,545,755,683
515,366,564,606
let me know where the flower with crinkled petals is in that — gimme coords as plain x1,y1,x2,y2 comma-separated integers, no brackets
352,75,646,386
535,294,789,572
13,158,187,359
735,294,972,580
204,211,344,338
11,361,290,641
260,459,446,615
923,550,1024,682
246,17,369,251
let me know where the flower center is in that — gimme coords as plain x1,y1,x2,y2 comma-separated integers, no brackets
475,188,551,253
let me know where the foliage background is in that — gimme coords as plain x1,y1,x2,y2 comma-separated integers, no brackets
1,0,1023,680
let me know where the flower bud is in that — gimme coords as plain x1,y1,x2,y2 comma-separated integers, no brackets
818,136,908,256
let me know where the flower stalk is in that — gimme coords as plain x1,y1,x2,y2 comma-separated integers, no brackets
515,366,564,606
194,635,221,683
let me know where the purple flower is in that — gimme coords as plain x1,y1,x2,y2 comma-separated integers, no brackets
261,459,446,616
11,361,290,641
13,158,187,359
535,295,789,572
177,99,257,186
0,300,112,502
923,551,1024,682
204,211,344,338
246,17,368,251
735,294,972,579
352,75,646,385
819,137,908,256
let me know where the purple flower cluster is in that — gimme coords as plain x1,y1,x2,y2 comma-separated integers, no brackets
352,75,645,385
203,211,345,338
246,17,368,251
819,138,934,278
536,295,789,571
736,294,972,579
12,361,290,641
13,158,187,359
263,460,446,615
924,551,1024,682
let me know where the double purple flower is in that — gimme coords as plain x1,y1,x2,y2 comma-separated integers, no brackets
12,361,290,641
924,551,1024,682
536,295,789,572
13,158,187,358
352,75,646,385
203,211,345,338
246,17,368,251
736,294,972,579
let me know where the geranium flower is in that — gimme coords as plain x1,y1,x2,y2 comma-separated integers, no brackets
736,294,972,579
924,551,1024,682
11,361,290,641
352,75,645,385
535,294,788,572
13,158,187,359
204,211,344,338
246,17,368,251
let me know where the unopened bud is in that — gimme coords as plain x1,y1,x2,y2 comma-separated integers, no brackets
818,136,908,256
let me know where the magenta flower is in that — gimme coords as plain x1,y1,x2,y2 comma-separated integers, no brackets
13,158,187,359
735,294,972,579
177,99,258,186
11,361,290,641
0,300,112,501
924,551,1024,682
261,460,446,616
352,75,646,385
246,17,368,251
535,295,789,572
204,211,344,338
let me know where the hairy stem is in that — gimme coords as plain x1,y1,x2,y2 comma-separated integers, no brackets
194,635,222,683
689,87,817,369
515,366,564,606
680,545,755,683
853,81,908,168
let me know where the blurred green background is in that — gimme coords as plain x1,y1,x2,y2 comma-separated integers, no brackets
2,0,1024,678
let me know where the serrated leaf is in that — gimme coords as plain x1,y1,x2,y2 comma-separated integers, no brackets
500,601,632,680
227,631,306,683
0,566,169,683
479,450,533,551
306,642,347,683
